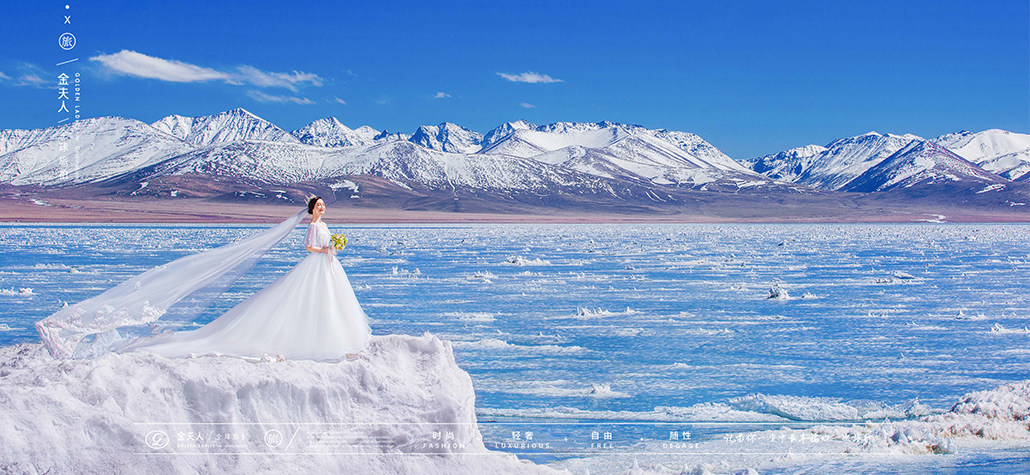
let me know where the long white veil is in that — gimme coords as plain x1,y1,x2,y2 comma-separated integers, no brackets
35,209,308,358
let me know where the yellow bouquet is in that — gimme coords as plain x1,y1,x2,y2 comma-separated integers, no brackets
330,233,348,251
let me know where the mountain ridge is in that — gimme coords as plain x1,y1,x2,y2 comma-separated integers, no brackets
0,109,1026,219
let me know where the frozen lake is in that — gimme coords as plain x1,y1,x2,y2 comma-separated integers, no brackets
1,223,1028,472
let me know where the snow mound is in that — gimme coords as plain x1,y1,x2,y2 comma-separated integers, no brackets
0,333,560,474
729,394,860,421
766,283,790,300
814,380,1030,455
586,383,630,399
0,287,33,296
990,323,1030,335
503,255,551,266
948,380,1030,423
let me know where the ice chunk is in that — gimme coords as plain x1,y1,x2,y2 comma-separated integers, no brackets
0,334,559,473
766,283,790,300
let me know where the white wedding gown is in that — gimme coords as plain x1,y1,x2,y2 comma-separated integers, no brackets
130,221,371,361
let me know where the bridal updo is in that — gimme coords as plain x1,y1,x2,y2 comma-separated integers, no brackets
307,196,322,214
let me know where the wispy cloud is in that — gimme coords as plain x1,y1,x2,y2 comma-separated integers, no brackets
433,91,451,99
235,65,322,92
90,50,229,83
498,72,563,84
90,50,323,92
520,102,536,109
17,73,48,88
0,63,55,89
246,90,314,105
332,96,347,105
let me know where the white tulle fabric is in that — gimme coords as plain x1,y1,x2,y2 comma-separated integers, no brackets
128,221,371,361
36,210,309,359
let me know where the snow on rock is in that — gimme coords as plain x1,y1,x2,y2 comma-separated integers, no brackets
478,121,758,186
935,129,1030,181
746,131,921,190
481,120,536,147
151,108,301,146
841,140,1006,193
766,283,790,300
815,380,1030,455
647,129,748,173
804,132,924,190
0,333,561,474
291,117,380,147
0,116,193,186
408,122,484,154
743,144,828,183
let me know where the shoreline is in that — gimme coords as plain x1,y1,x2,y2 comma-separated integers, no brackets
2,196,1028,224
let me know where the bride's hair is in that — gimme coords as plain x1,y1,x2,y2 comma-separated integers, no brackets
307,196,322,214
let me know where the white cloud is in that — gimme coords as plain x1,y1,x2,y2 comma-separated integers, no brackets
246,90,314,105
433,92,451,99
332,96,347,105
17,73,48,88
90,50,230,83
497,72,563,83
520,102,536,109
0,63,54,89
89,50,323,92
235,65,322,92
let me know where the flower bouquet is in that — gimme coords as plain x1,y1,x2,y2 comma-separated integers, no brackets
330,233,348,253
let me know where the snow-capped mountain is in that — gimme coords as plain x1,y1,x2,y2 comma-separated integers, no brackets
648,129,743,172
1,110,1024,214
742,144,828,183
0,116,193,186
934,129,1030,181
144,137,619,195
151,108,301,146
744,132,922,190
373,129,410,142
798,132,923,190
480,120,535,147
747,129,1030,191
841,140,1006,193
147,140,338,184
407,122,484,154
0,127,69,157
291,118,380,147
479,121,758,186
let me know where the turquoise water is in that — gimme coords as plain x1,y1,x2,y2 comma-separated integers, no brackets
1,223,1028,470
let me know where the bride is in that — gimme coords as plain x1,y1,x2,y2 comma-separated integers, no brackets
127,197,372,361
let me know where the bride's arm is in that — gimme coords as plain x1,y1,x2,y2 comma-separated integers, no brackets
305,224,330,254
306,244,330,254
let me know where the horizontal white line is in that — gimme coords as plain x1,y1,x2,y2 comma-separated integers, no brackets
133,451,898,456
133,421,868,425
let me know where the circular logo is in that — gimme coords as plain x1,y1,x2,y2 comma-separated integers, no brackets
144,430,169,449
263,429,284,448
58,32,76,50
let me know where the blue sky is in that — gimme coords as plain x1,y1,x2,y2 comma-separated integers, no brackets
1,0,1027,158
